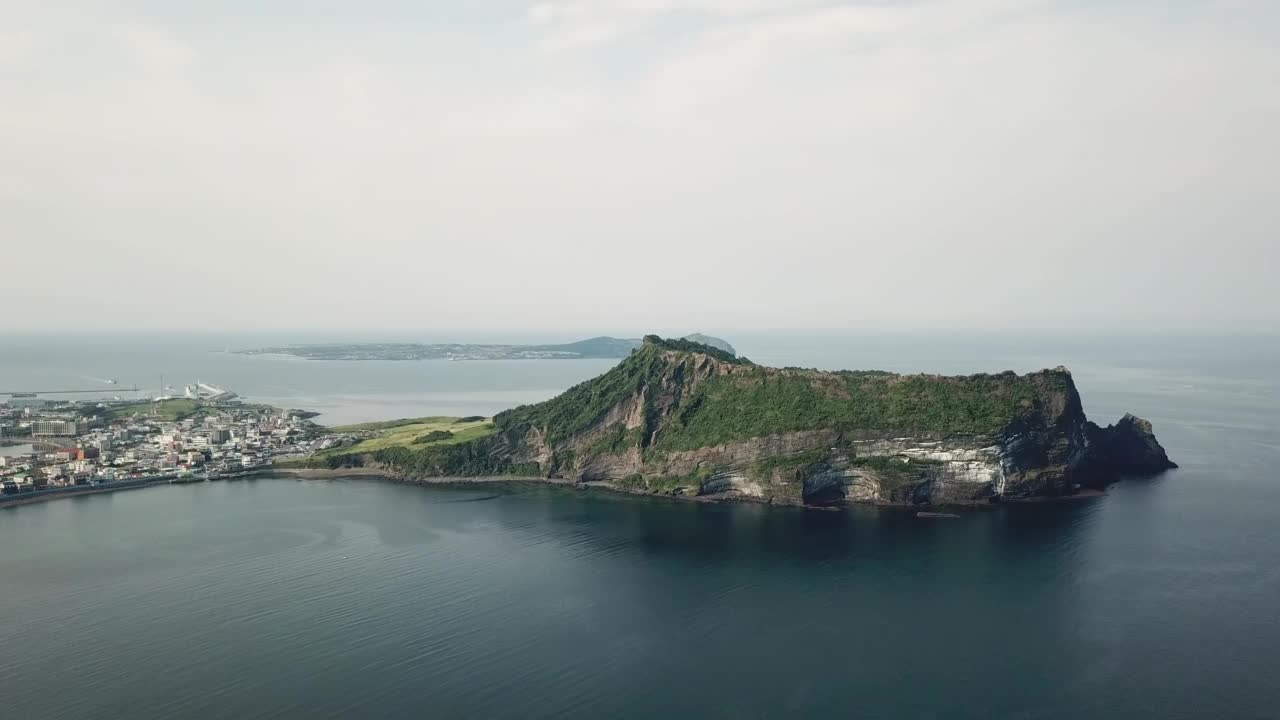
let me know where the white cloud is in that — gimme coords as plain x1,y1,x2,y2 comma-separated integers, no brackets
0,1,1276,331
0,28,47,69
529,0,807,23
108,21,198,70
528,0,834,51
528,0,1044,51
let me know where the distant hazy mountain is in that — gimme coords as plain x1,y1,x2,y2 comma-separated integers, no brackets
528,334,736,358
236,333,735,361
679,333,735,355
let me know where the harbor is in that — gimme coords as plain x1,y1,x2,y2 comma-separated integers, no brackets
1,384,329,502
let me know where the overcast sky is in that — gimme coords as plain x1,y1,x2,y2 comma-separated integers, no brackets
2,1,1276,333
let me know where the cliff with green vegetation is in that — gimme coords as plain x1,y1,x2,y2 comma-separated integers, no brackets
310,336,1175,506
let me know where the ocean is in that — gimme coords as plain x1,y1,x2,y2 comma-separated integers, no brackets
1,331,1277,718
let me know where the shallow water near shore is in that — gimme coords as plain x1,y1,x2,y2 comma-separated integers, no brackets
1,331,1278,718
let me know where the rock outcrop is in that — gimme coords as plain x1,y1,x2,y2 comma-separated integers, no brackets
361,336,1176,506
1084,414,1178,480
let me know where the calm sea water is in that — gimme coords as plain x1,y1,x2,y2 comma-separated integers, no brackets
0,331,621,425
1,332,1278,718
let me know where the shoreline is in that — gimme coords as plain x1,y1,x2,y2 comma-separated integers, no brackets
0,470,260,509
262,467,1110,509
0,478,172,508
1,438,58,451
3,465,1111,511
267,466,577,486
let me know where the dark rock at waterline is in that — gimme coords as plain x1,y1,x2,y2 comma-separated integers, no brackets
1085,413,1178,478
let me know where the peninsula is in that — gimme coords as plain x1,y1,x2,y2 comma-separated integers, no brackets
236,333,735,361
301,336,1176,506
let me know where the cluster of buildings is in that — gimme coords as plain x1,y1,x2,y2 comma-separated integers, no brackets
0,395,327,497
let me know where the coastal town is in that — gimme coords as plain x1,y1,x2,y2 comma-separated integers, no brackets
0,386,335,502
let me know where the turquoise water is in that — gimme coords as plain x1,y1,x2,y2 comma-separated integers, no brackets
1,332,1277,718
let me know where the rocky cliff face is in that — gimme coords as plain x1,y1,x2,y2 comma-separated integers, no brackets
394,338,1176,506
1084,414,1178,480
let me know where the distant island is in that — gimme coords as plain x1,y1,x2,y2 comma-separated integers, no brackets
236,334,735,361
294,335,1176,506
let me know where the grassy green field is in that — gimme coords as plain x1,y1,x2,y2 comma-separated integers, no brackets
328,416,461,433
104,399,200,421
330,417,496,454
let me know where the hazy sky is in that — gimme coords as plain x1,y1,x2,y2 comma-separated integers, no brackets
2,0,1276,333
